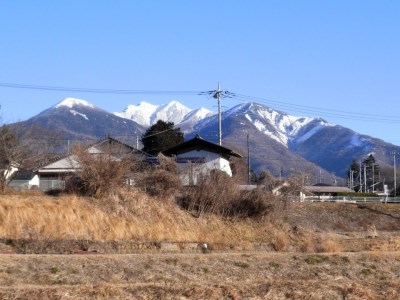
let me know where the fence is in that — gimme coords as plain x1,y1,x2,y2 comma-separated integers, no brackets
7,180,38,190
39,180,65,191
7,180,65,191
296,196,400,204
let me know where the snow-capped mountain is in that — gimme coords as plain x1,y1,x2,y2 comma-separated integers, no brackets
193,102,330,148
16,98,145,144
188,101,399,177
114,100,215,133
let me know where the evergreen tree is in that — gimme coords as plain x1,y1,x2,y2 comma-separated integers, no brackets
141,120,184,156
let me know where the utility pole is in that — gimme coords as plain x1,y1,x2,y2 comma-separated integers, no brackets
393,152,398,197
372,163,375,193
364,163,367,193
213,83,222,146
247,133,250,185
359,161,362,192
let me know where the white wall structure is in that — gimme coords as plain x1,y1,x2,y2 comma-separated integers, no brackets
175,150,233,185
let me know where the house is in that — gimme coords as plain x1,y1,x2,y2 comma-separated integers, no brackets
162,134,242,185
34,136,145,191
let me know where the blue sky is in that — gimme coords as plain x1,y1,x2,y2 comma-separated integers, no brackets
0,1,399,145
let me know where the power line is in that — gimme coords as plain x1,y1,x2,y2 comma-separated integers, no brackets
2,81,400,123
0,82,204,95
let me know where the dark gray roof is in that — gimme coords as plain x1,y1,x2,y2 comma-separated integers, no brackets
10,169,37,181
163,134,242,159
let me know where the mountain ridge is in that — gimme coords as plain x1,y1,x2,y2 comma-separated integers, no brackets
8,97,400,179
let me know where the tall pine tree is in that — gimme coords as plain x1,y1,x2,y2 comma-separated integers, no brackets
141,120,184,156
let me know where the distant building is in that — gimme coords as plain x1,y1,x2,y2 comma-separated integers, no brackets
300,183,353,200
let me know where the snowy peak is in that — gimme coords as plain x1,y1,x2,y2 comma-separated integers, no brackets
151,100,192,125
114,101,158,127
54,98,96,109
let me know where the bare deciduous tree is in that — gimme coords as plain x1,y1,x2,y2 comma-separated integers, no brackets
69,144,136,198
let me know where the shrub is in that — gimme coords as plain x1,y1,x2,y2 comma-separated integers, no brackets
67,145,136,198
135,169,181,198
180,170,288,219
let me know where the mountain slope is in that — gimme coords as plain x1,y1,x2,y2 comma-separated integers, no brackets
186,103,332,181
190,102,400,178
14,98,145,145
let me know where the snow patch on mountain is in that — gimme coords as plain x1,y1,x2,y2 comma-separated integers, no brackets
70,110,89,120
295,123,325,144
350,135,366,147
55,98,95,109
179,107,216,133
238,103,330,147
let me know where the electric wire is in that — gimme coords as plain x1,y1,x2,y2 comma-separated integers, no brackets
2,81,400,123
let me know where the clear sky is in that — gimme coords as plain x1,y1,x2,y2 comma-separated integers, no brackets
1,1,399,145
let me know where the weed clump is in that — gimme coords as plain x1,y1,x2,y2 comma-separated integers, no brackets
179,170,289,219
304,255,329,265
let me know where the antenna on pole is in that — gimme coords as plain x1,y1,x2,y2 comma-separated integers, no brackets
213,83,222,146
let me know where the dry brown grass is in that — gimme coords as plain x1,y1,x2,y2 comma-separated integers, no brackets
1,190,399,253
0,190,291,245
0,252,399,300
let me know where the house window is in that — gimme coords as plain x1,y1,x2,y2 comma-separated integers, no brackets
176,157,206,163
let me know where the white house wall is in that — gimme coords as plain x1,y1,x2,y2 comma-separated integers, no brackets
29,175,40,188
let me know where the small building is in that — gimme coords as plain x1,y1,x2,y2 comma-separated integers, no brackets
300,183,353,200
163,134,242,185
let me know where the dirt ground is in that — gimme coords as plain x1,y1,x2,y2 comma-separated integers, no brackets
0,252,399,300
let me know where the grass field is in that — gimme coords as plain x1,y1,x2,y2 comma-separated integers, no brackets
0,252,399,299
0,190,400,299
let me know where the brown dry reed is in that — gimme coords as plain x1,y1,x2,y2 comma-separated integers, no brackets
180,170,290,219
0,189,290,244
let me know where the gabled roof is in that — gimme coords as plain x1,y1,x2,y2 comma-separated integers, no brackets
9,169,37,181
163,134,242,159
304,185,353,193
